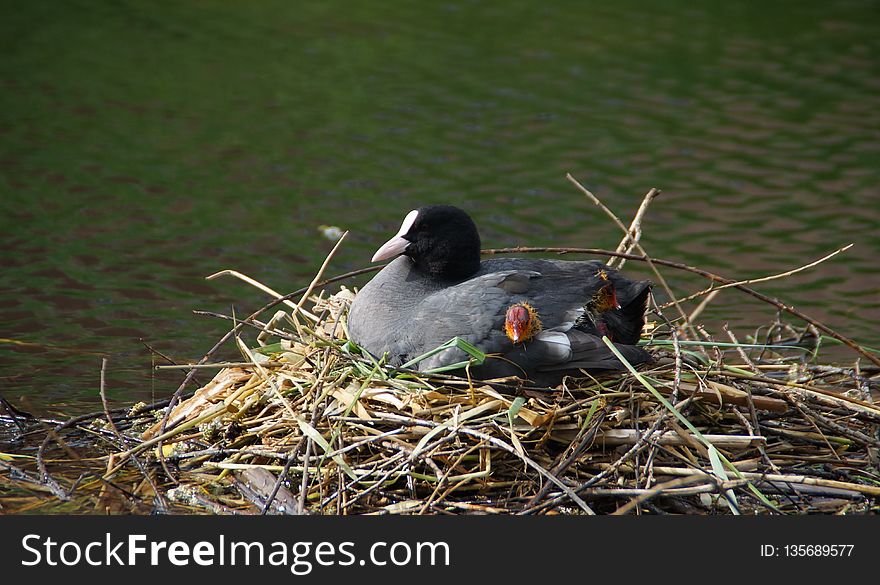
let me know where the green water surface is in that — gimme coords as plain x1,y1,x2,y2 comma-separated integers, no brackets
1,0,878,414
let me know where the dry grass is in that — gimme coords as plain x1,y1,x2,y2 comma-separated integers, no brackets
2,180,879,515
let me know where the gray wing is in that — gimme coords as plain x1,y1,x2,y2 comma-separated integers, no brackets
409,270,542,371
350,256,651,379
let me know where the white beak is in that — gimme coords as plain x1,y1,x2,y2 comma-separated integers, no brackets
371,209,419,262
371,235,410,262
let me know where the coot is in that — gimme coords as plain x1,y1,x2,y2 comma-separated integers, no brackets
348,205,651,385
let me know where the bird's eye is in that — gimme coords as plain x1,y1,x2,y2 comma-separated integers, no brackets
419,223,429,231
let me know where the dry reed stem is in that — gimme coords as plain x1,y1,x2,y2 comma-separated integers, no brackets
608,187,660,270
566,173,697,338
659,243,854,309
293,230,349,337
7,181,879,516
206,269,320,324
98,357,167,512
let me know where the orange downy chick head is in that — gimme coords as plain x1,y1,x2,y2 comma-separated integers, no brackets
592,283,620,313
504,303,542,344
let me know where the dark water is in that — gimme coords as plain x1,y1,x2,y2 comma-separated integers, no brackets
1,1,878,416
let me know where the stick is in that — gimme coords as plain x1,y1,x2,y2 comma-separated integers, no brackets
566,174,693,333
292,230,349,337
99,358,168,513
645,466,880,497
595,430,765,448
368,412,596,515
156,361,285,370
608,187,660,270
481,245,880,368
659,244,854,309
688,289,720,323
206,270,320,323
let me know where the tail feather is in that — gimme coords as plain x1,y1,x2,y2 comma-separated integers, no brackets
537,329,651,372
602,280,651,344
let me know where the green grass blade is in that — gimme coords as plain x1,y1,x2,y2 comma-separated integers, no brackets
401,336,487,372
507,396,526,428
603,336,778,514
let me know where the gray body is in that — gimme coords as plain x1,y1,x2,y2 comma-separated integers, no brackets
348,255,650,385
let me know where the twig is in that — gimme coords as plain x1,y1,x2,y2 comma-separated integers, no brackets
482,244,880,368
525,410,606,508
361,412,596,515
688,290,720,323
612,474,734,515
608,187,660,270
644,466,880,497
156,361,285,370
566,173,693,334
660,244,854,309
206,269,320,324
292,231,349,337
98,358,168,513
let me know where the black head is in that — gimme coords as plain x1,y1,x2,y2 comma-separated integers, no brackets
371,205,481,281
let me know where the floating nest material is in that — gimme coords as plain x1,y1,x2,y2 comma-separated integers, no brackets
2,179,879,515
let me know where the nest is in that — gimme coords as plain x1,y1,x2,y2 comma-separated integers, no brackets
114,290,880,515
2,178,879,515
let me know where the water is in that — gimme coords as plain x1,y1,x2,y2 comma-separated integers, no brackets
1,0,878,416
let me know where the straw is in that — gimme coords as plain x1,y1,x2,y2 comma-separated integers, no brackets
3,177,878,515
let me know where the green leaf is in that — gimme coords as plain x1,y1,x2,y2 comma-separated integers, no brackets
582,399,599,431
254,342,284,355
708,444,739,515
602,336,779,514
298,419,358,480
400,336,487,372
507,396,526,428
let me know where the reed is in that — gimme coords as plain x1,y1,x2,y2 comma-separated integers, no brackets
2,178,878,515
